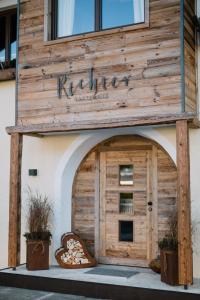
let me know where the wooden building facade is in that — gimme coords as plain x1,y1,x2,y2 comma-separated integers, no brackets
6,0,198,286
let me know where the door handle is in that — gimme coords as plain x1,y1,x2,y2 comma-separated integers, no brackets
148,201,153,212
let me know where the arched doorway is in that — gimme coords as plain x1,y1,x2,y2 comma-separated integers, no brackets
72,135,177,267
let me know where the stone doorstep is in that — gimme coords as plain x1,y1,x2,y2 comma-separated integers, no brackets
0,265,199,300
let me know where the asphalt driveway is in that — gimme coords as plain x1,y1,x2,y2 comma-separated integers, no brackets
0,286,103,300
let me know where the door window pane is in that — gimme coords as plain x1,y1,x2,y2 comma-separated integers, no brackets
119,165,134,185
0,16,6,63
120,193,133,214
57,0,95,37
102,0,145,30
119,221,133,242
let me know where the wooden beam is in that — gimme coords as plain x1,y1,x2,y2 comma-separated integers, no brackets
94,151,100,260
176,120,193,285
8,133,23,268
151,146,158,259
6,113,195,135
23,133,44,138
190,117,200,129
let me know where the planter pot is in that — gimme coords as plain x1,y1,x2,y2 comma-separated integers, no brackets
160,249,178,286
26,240,50,271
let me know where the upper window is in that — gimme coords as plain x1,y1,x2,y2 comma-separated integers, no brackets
102,0,144,29
0,9,17,69
52,0,145,39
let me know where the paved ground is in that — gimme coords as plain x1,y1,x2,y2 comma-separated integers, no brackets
0,286,101,300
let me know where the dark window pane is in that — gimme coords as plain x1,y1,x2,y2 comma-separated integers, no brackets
119,221,133,242
10,13,17,62
0,16,6,63
102,0,145,29
119,165,134,185
57,0,95,37
120,193,133,214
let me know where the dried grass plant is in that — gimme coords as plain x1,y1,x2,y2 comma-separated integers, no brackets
158,210,178,251
24,188,52,241
168,210,178,240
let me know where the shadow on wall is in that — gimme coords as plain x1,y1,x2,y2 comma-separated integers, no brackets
192,218,200,256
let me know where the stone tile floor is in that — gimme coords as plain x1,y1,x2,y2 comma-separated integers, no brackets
0,286,102,300
1,264,199,294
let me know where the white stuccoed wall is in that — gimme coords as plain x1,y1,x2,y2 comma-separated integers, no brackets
0,0,16,10
0,81,15,268
20,134,79,265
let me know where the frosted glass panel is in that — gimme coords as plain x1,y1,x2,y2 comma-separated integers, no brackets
119,165,134,185
120,193,133,214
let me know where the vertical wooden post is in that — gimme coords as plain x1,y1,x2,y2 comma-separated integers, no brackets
8,133,23,268
151,146,158,259
94,150,100,260
176,120,193,285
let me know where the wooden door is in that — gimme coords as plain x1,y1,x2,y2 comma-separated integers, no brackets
99,150,152,267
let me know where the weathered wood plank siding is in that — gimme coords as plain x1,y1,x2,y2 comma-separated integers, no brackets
184,0,197,113
157,149,177,242
17,0,183,128
72,152,96,255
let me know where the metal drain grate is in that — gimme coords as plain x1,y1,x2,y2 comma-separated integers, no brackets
85,267,138,278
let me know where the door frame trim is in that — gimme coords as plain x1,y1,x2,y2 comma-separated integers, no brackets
96,147,157,266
